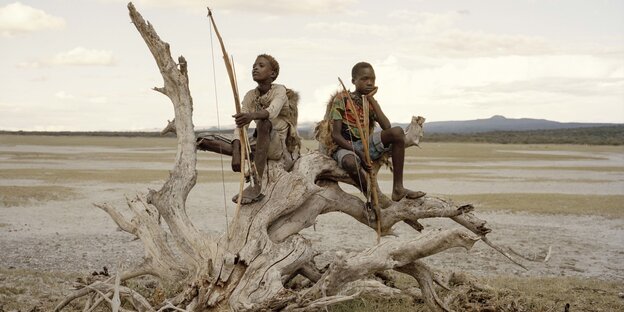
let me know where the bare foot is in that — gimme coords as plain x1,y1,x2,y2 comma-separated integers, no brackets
392,188,426,201
231,184,264,205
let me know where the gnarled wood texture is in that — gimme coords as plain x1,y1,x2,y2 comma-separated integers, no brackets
55,3,525,312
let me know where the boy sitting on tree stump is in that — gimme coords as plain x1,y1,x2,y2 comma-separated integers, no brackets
317,61,425,208
197,54,301,204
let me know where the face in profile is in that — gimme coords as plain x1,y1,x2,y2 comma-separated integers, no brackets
252,56,276,83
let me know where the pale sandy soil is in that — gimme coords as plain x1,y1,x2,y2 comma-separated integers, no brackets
0,137,623,309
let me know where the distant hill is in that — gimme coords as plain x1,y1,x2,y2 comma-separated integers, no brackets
424,125,624,145
3,116,623,145
409,115,618,134
294,115,620,139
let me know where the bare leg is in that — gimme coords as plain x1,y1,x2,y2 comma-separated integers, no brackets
235,120,271,204
380,126,426,201
253,119,271,184
342,154,369,194
197,137,234,155
198,134,269,204
342,154,376,222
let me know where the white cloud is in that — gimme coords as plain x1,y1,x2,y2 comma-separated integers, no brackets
107,0,357,14
610,65,624,79
365,53,624,123
16,47,116,68
16,61,42,69
387,10,458,31
428,30,553,57
88,96,108,104
0,2,65,37
55,91,75,100
308,11,555,58
54,92,109,104
0,101,24,114
50,47,116,66
307,21,392,37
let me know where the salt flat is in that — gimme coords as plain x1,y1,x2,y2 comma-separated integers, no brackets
0,135,623,308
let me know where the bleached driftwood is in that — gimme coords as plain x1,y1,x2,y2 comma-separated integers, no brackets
56,3,523,312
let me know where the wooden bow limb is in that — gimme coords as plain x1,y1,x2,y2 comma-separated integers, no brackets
231,56,259,184
338,78,382,244
207,8,254,230
361,94,382,243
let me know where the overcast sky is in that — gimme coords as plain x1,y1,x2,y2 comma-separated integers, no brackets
1,0,622,131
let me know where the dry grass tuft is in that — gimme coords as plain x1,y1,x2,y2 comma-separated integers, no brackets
0,268,80,311
0,134,176,148
329,274,624,312
0,168,239,184
449,193,624,218
2,268,621,312
0,185,78,207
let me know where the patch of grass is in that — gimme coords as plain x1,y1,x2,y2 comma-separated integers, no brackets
409,142,623,162
124,275,189,308
1,269,622,311
383,172,614,183
481,275,624,311
448,193,624,218
329,297,420,312
405,163,624,173
0,267,81,311
0,185,78,207
1,151,177,163
425,125,624,145
0,152,254,169
0,168,239,184
379,169,617,184
0,134,176,148
329,275,624,312
379,171,495,181
0,168,167,184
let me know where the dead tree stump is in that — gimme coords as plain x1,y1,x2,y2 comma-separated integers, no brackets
55,3,524,312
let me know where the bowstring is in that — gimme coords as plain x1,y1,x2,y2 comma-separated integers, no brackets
342,89,371,208
231,56,258,185
361,94,372,202
209,18,229,236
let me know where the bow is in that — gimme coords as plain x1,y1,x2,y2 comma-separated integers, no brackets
338,78,382,243
207,8,253,216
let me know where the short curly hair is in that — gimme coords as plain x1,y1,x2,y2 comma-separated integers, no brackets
257,54,280,81
351,61,374,79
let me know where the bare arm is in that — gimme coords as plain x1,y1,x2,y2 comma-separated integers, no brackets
369,96,391,130
231,139,241,172
331,120,355,151
234,85,286,126
234,110,269,127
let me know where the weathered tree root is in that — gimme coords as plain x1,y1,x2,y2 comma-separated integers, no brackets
55,3,528,311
